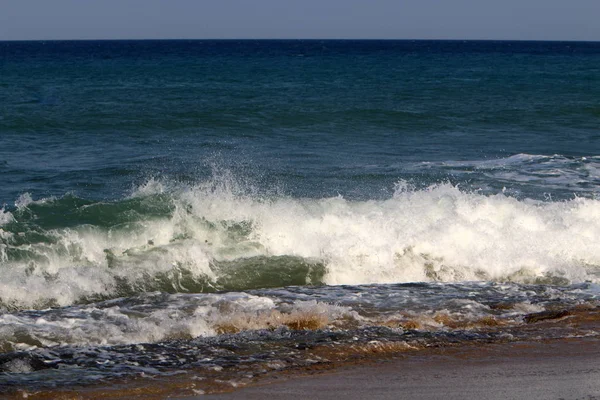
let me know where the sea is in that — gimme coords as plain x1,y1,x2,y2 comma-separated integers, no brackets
0,40,599,396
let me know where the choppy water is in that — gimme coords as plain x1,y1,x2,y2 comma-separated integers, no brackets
1,40,600,395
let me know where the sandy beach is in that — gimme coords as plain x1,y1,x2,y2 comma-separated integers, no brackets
204,338,600,400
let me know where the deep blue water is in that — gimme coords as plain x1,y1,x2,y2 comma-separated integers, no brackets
1,40,599,203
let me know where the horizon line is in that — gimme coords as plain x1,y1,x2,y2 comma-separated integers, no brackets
1,37,600,43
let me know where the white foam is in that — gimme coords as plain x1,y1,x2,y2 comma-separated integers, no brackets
409,153,600,194
2,180,600,309
0,208,13,265
0,207,13,226
0,293,354,349
14,193,34,208
14,192,56,209
0,221,216,308
202,182,600,286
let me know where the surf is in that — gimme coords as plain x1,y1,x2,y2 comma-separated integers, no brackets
1,174,599,311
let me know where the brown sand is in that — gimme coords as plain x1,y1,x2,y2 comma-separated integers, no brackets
203,338,600,400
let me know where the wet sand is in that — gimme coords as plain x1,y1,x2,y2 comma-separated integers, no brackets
204,338,600,400
10,338,600,399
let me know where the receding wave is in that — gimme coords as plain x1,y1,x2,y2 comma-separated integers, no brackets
1,173,600,310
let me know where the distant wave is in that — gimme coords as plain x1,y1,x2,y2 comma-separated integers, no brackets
404,153,600,198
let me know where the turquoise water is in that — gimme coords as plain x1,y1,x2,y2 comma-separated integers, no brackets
0,40,599,392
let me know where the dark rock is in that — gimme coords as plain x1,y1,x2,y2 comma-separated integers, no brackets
523,310,570,323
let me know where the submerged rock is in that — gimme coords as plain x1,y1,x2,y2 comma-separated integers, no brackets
523,310,570,324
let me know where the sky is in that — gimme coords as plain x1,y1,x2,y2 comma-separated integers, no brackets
1,0,599,41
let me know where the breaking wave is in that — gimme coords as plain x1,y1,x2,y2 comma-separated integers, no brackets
1,173,600,310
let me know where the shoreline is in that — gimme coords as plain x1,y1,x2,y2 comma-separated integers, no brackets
13,337,600,399
6,308,600,399
204,337,600,400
